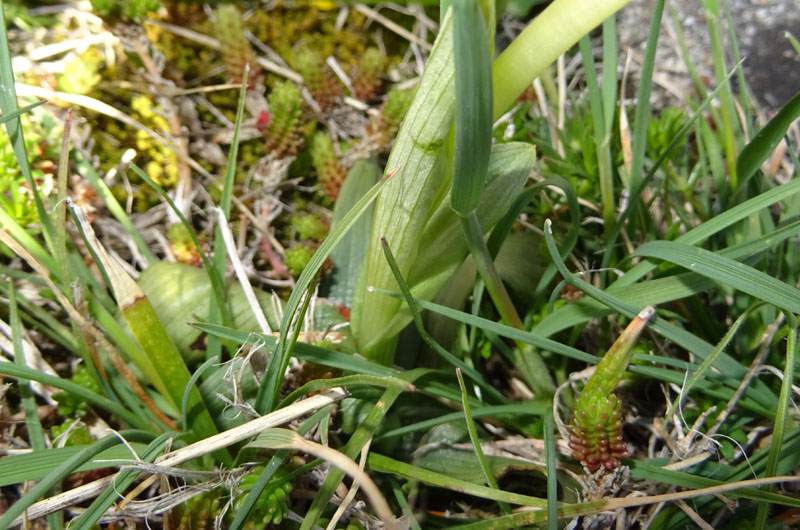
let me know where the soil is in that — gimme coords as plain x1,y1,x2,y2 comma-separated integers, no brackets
616,0,800,112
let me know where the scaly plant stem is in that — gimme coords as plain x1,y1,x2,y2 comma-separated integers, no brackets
569,306,655,471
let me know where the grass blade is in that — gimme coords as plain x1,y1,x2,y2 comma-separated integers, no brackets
207,65,251,361
492,0,632,119
299,387,407,530
626,0,663,192
601,58,743,270
736,89,800,185
368,452,547,507
0,431,156,529
69,434,172,530
9,283,46,452
228,406,333,530
579,33,615,230
455,368,511,513
607,165,799,283
73,151,156,265
632,240,800,313
544,408,558,530
451,0,492,215
542,220,779,411
0,99,45,124
130,162,233,334
255,168,393,413
0,3,58,260
70,205,223,449
755,313,797,528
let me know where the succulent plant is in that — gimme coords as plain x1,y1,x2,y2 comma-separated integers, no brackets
233,466,293,528
290,212,329,241
294,48,342,112
264,81,305,157
212,4,261,85
351,47,384,101
309,131,345,201
366,87,412,148
52,364,101,418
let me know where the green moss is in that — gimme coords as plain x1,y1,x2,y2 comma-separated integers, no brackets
50,422,93,446
290,213,329,241
285,244,315,276
90,0,160,19
0,102,62,230
52,364,101,418
57,50,102,95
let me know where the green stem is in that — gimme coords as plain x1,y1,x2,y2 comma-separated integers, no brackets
492,0,632,120
460,213,523,329
456,368,511,514
701,0,739,190
569,306,655,471
579,35,615,234
755,312,797,528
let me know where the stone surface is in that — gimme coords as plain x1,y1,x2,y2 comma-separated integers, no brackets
616,0,800,111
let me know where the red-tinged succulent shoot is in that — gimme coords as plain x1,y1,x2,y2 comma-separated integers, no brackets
568,392,630,472
213,4,261,85
264,81,305,157
366,87,412,148
352,47,384,101
310,131,345,201
295,48,342,112
568,306,656,472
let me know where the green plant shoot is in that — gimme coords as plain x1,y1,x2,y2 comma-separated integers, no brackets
569,305,655,472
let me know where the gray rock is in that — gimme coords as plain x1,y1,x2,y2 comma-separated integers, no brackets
616,0,800,110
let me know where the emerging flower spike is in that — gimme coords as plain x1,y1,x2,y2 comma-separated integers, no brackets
568,306,656,472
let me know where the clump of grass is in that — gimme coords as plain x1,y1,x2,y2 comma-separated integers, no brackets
2,1,800,529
